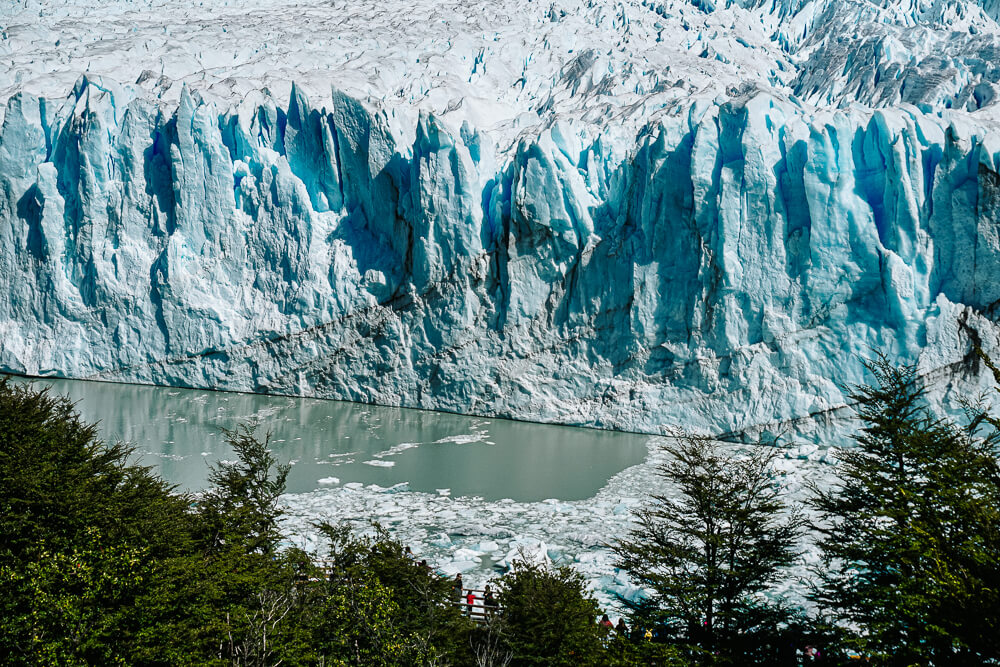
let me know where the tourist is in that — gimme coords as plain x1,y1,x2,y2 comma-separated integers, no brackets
466,589,477,616
451,573,463,605
484,585,499,616
804,645,821,662
599,614,613,630
615,618,628,636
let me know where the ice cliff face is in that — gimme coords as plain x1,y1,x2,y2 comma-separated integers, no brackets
3,0,1000,439
3,76,1000,439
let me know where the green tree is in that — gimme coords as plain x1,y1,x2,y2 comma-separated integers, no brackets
810,357,1000,664
314,569,413,667
0,527,151,665
494,559,605,667
602,631,691,667
613,436,804,664
0,379,193,561
197,424,290,557
192,425,316,666
0,379,196,665
311,523,472,666
127,424,312,666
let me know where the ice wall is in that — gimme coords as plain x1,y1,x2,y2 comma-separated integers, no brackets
2,78,1000,441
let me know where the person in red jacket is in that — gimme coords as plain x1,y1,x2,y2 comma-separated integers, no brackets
465,589,477,616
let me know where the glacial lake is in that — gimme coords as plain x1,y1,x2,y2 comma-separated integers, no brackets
5,375,650,502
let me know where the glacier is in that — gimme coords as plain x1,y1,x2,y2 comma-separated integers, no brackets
4,0,1000,441
3,77,1000,440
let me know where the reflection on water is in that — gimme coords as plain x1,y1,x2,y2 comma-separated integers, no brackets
5,376,650,502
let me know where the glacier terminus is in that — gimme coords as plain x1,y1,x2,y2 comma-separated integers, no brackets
4,0,1000,441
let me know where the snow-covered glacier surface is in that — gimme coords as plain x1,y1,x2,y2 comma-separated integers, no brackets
4,0,1000,441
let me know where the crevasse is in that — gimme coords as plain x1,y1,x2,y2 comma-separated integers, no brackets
2,78,1000,441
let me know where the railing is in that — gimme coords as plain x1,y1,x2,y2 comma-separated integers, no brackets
448,587,501,623
306,561,503,624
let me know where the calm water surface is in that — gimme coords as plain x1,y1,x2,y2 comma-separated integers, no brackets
7,376,650,502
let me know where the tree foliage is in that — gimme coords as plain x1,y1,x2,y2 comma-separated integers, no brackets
311,523,473,666
0,527,151,665
493,559,605,667
0,379,194,664
614,436,805,664
198,424,291,557
810,356,1000,664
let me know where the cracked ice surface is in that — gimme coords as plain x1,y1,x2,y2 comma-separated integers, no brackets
7,0,1000,134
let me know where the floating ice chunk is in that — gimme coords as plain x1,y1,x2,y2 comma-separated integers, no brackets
608,583,647,605
796,444,819,460
500,539,551,570
317,476,340,485
375,442,421,458
546,545,570,562
439,560,479,576
612,502,632,516
452,548,484,562
363,459,395,467
434,433,488,445
565,532,607,548
147,451,185,461
380,482,410,494
801,546,823,566
429,533,453,548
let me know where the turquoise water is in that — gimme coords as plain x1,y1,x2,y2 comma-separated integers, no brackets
6,376,650,502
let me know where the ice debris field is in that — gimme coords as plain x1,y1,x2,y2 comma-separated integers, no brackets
5,0,1000,609
280,436,836,614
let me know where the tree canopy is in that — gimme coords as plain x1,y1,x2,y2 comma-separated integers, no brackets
614,436,805,664
810,357,1000,664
